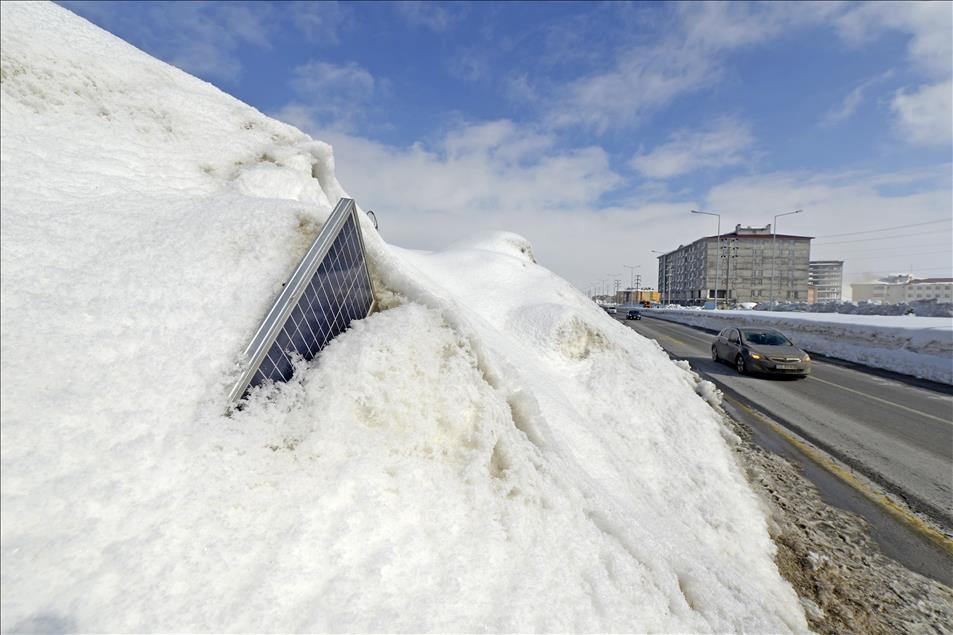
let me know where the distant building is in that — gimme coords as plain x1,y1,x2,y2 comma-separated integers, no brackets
656,224,812,306
851,275,953,304
617,288,660,305
809,261,844,303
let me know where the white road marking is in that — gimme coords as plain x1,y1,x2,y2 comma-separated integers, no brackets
807,375,952,425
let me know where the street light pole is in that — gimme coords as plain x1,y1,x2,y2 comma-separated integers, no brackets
691,210,721,309
770,209,804,306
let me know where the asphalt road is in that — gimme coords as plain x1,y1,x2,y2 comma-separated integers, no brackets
622,314,953,534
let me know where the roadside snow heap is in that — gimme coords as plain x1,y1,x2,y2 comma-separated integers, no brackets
1,3,808,632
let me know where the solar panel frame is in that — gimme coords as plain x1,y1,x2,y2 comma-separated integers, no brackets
227,197,375,405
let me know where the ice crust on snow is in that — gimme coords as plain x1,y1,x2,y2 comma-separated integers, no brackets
0,3,808,632
650,308,953,384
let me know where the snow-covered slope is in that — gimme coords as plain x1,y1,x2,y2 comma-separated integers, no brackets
1,3,808,632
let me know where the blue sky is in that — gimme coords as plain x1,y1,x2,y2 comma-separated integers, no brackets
62,1,952,294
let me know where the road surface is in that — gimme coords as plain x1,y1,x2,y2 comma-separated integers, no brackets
621,314,953,583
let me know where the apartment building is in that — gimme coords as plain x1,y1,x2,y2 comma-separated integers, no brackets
851,275,953,304
809,260,844,303
657,224,812,306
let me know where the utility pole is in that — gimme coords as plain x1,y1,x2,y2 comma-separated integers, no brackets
634,274,642,304
607,273,619,304
771,209,804,306
722,238,738,306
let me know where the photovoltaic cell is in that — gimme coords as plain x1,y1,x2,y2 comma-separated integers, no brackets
228,198,375,404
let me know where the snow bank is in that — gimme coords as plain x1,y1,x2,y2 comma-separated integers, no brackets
1,3,807,632
755,299,953,319
648,309,953,384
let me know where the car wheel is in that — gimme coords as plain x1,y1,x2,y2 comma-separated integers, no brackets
735,354,746,375
711,346,719,362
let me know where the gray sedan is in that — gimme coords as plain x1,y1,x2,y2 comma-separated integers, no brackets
711,327,811,377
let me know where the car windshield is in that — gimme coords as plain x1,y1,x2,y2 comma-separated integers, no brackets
742,330,791,346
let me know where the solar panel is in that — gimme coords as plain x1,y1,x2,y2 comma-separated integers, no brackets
228,198,375,404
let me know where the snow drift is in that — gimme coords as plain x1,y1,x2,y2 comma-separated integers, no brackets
0,3,808,632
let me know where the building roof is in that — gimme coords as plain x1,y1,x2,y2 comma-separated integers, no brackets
655,231,814,258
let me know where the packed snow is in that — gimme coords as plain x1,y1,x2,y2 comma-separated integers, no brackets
1,3,808,632
647,308,953,384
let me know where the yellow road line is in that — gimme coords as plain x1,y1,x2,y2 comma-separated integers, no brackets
807,375,951,425
727,396,953,554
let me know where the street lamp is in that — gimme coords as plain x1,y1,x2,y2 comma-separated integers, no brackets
770,209,804,306
691,210,721,309
651,250,669,304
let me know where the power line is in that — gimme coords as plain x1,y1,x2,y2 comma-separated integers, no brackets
814,229,951,246
852,266,952,275
814,241,953,255
839,249,952,262
813,218,952,239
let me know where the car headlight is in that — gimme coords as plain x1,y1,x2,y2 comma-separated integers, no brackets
749,352,762,360
802,354,811,362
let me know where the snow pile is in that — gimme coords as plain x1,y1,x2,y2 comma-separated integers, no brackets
755,300,953,319
1,3,807,632
649,308,953,384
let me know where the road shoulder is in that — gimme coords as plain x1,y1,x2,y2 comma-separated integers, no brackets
716,394,953,633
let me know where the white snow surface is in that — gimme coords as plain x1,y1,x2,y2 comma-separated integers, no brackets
649,308,953,384
0,3,808,632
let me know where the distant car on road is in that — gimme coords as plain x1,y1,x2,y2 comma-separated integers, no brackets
626,309,642,320
712,327,811,377
604,306,618,314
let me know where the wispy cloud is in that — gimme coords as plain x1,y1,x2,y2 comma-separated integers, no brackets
836,2,952,78
287,1,350,44
822,70,894,126
392,1,466,33
630,119,754,180
545,2,838,133
891,79,953,146
704,166,953,285
835,1,952,145
278,60,382,131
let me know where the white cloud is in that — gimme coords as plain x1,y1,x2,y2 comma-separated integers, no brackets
279,60,379,130
891,80,953,146
547,3,838,133
291,60,376,99
270,113,704,289
834,2,952,146
287,1,349,44
822,70,894,126
274,103,951,291
836,2,953,78
630,119,754,179
392,1,465,32
705,167,953,288
547,42,711,133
